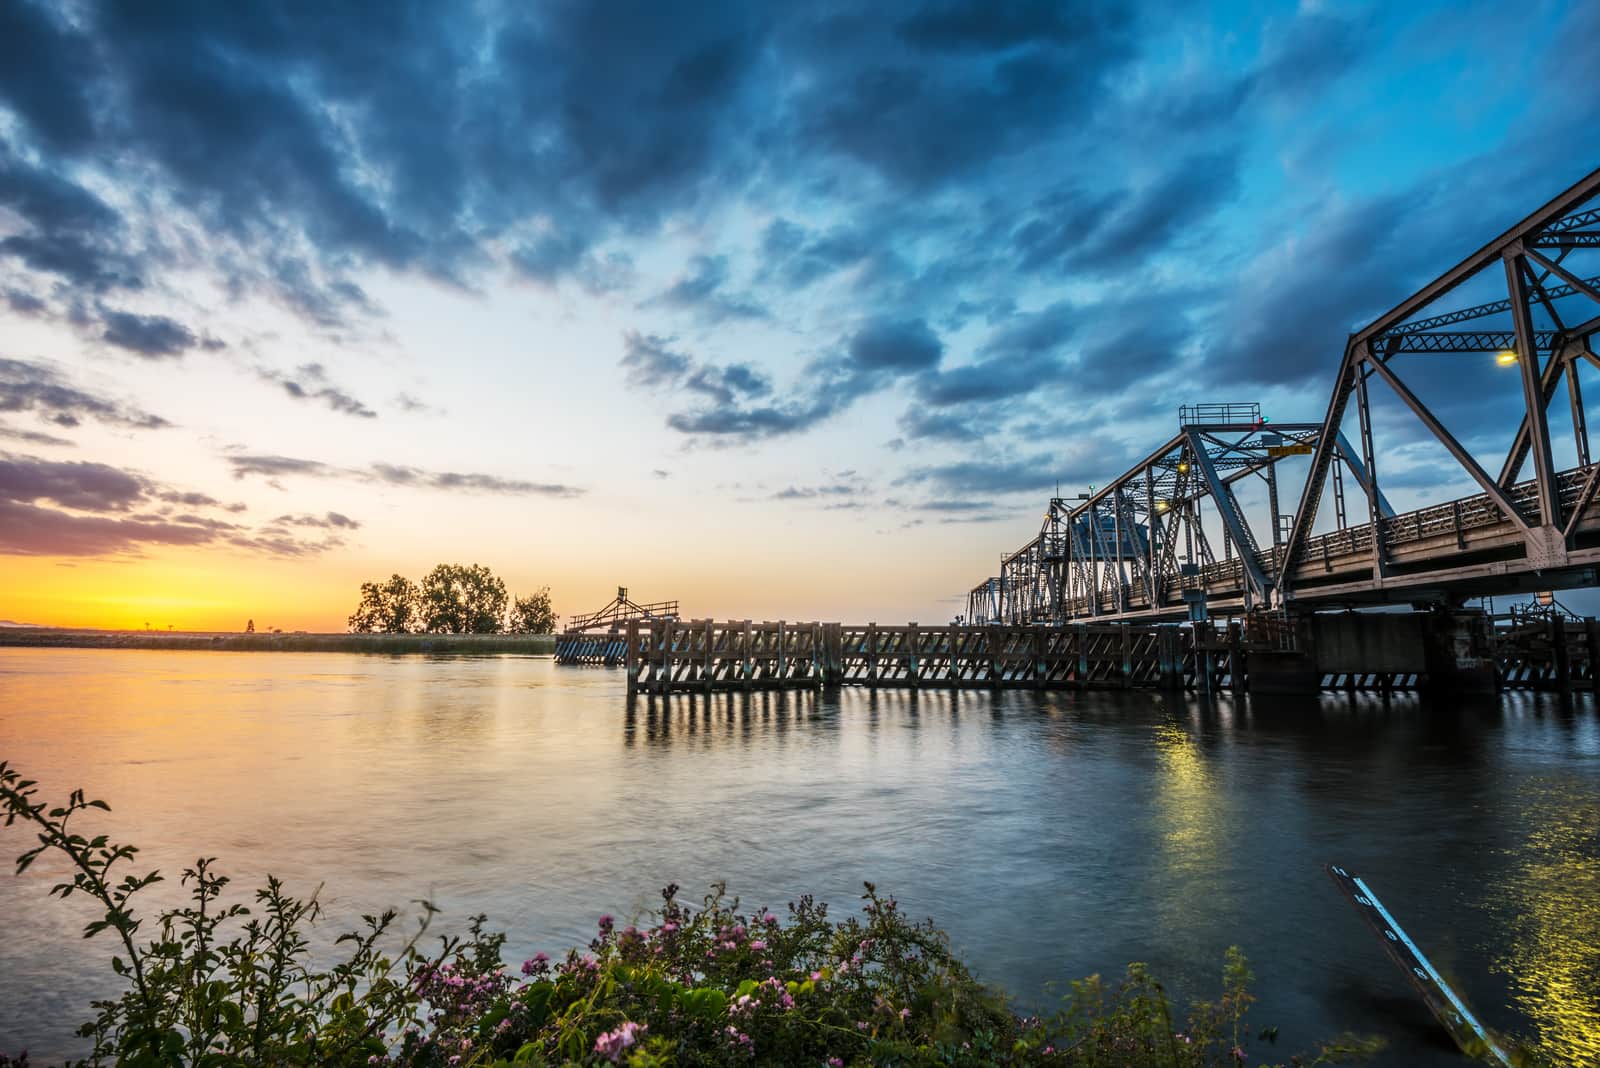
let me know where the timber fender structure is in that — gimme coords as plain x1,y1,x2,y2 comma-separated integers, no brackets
556,611,1595,697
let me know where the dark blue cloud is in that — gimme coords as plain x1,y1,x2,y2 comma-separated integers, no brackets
99,309,203,359
847,318,943,372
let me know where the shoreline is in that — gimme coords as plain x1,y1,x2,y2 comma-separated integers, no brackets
0,628,556,655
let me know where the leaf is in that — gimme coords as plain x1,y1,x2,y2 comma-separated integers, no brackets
735,978,759,999
677,987,727,1019
518,981,555,1030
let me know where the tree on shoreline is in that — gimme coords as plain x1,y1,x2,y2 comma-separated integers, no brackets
509,586,556,634
347,566,554,634
419,563,507,634
347,574,421,633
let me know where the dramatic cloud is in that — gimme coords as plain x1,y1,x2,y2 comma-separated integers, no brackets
0,0,1595,589
0,454,147,511
0,452,338,557
226,453,583,498
0,358,170,431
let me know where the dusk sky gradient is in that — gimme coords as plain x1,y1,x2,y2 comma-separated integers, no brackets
1,0,1597,629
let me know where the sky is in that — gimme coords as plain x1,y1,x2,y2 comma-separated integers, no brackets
1,0,1598,631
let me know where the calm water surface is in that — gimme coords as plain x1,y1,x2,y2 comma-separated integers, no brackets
1,649,1597,1064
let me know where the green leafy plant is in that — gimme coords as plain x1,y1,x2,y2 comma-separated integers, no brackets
2,761,1382,1066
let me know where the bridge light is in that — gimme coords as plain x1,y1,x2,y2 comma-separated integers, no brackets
1496,350,1518,366
1178,461,1190,473
1156,500,1170,513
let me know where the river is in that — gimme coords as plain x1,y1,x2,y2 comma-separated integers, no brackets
0,649,1596,1064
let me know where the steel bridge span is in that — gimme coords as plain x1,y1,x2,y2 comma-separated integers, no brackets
968,166,1600,626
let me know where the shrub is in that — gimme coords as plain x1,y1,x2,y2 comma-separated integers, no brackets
0,762,1379,1067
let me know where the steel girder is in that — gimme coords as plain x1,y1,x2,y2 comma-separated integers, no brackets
1281,166,1600,595
965,167,1600,623
966,420,1351,623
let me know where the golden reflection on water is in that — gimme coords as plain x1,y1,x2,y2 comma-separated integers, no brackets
1491,778,1600,1064
1151,717,1219,876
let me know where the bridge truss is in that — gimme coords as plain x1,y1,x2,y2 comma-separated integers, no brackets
969,166,1600,624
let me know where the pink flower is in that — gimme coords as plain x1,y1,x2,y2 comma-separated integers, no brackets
594,1021,646,1063
899,1007,910,1020
828,1059,844,1068
750,940,766,951
1231,1047,1247,1062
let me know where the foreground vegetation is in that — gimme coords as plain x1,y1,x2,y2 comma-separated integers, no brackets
0,762,1380,1067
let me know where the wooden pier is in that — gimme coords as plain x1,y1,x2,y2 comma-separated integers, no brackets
554,610,1600,696
555,618,1254,695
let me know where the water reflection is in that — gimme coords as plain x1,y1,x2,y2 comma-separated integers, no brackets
1488,776,1600,1063
0,651,1597,1066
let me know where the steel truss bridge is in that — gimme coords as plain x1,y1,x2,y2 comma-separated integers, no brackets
968,167,1600,625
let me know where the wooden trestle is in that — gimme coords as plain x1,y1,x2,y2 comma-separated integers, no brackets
554,619,1255,695
559,610,1600,696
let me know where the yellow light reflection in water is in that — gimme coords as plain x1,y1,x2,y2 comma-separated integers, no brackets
1152,718,1220,875
1491,779,1600,1064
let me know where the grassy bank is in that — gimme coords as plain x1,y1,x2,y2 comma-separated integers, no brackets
0,628,555,655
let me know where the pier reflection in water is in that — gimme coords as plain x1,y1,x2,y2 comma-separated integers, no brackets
0,650,1597,1064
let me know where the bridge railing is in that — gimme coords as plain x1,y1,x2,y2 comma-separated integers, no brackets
1044,465,1599,621
566,599,680,632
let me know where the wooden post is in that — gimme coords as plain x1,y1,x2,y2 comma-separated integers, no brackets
777,621,788,690
908,622,920,690
868,623,878,688
1120,623,1132,689
660,618,675,695
1075,623,1088,689
1585,618,1600,691
1196,622,1212,696
1551,617,1571,693
626,620,639,694
1228,621,1244,697
704,619,715,694
742,620,753,691
1033,627,1045,689
1158,626,1179,690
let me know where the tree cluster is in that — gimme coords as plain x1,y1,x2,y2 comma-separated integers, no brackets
347,564,555,635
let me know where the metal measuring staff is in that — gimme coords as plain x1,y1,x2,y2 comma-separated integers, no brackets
1324,864,1513,1066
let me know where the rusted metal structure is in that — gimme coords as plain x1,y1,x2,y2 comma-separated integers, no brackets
564,586,679,633
969,166,1600,624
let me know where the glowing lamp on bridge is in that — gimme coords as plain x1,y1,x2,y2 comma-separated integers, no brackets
1496,349,1518,366
1156,500,1171,513
1177,461,1190,473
